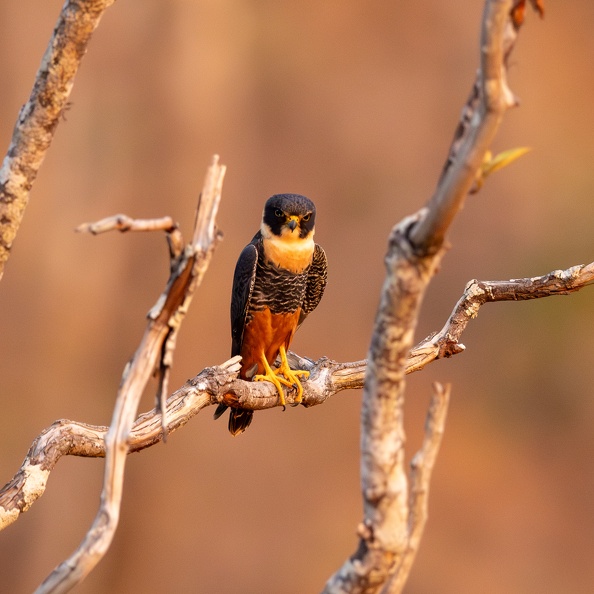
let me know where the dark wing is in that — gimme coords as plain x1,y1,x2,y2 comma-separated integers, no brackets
230,238,259,356
214,236,259,423
298,243,327,327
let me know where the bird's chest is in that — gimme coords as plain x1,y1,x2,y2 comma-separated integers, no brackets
249,259,309,315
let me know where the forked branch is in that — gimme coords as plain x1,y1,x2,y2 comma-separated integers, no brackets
33,155,225,594
323,2,540,593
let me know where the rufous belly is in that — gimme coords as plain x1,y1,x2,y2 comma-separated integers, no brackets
240,307,301,379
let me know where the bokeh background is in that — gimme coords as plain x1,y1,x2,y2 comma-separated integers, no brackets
1,1,594,592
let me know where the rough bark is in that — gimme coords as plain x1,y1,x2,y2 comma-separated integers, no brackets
322,2,536,592
0,0,116,282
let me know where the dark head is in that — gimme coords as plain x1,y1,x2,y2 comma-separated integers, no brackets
262,194,316,240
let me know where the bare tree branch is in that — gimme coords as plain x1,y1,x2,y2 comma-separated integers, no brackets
0,1,560,592
386,382,451,594
322,2,530,592
409,262,594,373
2,258,592,534
75,214,178,235
410,0,519,253
0,0,116,282
33,155,225,594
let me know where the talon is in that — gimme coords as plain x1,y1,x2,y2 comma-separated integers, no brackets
253,353,288,407
275,346,309,405
251,347,311,408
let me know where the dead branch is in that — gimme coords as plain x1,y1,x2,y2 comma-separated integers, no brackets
33,155,225,594
386,382,451,593
409,262,594,373
410,1,519,253
2,258,592,534
75,214,178,235
0,0,116,282
322,2,531,593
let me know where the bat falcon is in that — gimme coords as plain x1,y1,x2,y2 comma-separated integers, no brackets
214,193,327,435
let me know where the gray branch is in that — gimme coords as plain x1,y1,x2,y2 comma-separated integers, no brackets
0,0,116,282
3,258,592,536
322,2,532,593
33,156,226,594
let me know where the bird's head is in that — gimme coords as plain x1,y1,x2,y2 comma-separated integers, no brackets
261,194,316,241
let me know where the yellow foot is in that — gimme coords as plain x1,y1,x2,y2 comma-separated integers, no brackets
253,354,293,409
274,346,309,405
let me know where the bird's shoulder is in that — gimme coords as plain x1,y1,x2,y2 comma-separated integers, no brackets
230,235,261,355
233,235,260,287
312,243,327,266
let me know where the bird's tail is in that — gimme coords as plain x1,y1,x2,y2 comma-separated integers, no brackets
213,403,253,436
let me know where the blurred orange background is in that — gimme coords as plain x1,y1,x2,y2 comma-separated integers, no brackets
1,1,594,593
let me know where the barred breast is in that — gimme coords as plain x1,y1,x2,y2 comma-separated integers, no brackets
248,253,309,316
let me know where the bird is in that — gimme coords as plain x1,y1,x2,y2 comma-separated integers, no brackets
214,193,327,435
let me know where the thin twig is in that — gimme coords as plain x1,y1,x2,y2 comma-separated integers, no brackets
75,214,177,235
409,262,594,373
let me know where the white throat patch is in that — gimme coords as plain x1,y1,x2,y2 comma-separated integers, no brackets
261,222,315,273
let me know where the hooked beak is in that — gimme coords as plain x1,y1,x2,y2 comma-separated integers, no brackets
287,217,298,231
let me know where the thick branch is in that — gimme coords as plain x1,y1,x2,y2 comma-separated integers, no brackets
0,0,116,282
323,2,530,593
409,0,517,253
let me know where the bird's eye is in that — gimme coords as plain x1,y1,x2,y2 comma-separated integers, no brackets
302,213,311,222
274,209,283,218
